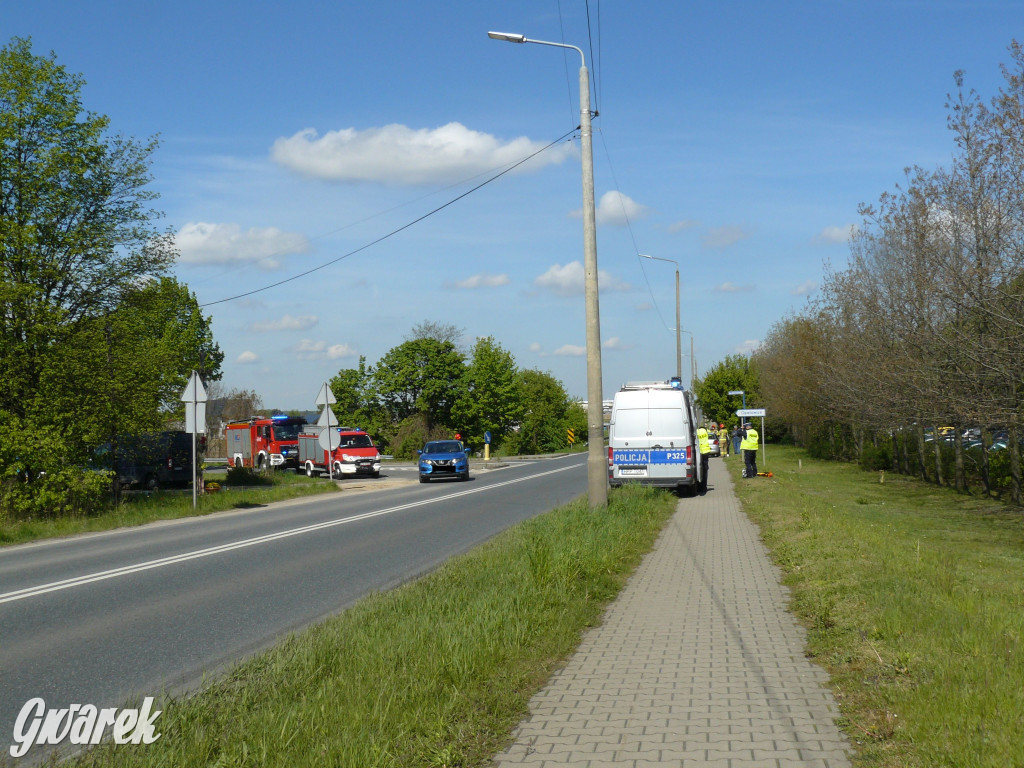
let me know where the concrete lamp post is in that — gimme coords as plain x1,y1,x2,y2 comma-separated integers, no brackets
488,30,607,508
639,254,682,386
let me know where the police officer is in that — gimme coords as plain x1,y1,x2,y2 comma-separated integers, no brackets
740,422,759,478
696,425,711,493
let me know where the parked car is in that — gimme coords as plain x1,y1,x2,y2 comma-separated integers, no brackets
418,440,470,483
94,431,193,490
707,430,721,458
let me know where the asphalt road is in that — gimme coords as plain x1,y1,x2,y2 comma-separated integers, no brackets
0,454,587,762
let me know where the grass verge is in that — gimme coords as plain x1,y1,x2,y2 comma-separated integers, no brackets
0,471,336,547
63,484,677,768
729,445,1024,768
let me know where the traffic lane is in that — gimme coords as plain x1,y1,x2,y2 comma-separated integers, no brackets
0,456,586,752
0,456,572,597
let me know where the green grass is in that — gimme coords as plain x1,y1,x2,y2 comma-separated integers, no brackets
0,471,337,546
64,484,677,768
729,445,1024,768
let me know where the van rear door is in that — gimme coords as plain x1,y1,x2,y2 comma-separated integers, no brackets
644,400,693,484
609,390,694,487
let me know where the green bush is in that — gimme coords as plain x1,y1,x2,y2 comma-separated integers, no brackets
0,413,110,522
859,444,891,471
390,415,450,460
223,466,274,486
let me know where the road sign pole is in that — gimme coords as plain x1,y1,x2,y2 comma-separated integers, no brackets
314,383,339,481
181,371,208,510
761,415,766,467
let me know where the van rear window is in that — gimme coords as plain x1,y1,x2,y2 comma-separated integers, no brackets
614,409,650,438
648,408,684,436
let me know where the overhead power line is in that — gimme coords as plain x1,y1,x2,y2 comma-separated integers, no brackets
199,128,578,308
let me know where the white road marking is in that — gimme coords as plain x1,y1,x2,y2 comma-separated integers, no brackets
0,462,582,605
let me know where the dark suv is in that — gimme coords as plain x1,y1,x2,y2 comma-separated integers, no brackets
95,431,193,490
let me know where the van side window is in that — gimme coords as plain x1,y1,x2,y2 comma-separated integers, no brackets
648,408,684,436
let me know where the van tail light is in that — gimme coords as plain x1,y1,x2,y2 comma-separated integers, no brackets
607,447,613,466
686,446,694,465
167,456,173,469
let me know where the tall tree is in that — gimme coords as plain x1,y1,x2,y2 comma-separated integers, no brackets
52,277,222,451
372,337,465,430
693,354,759,427
453,337,521,448
405,320,463,345
329,355,385,434
510,369,580,455
0,37,175,423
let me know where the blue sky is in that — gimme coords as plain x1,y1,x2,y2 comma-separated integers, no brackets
6,1,1020,409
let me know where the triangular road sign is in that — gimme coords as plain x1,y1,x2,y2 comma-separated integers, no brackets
180,371,208,403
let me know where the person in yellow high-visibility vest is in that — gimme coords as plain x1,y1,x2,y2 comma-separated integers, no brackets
696,426,711,493
740,422,759,478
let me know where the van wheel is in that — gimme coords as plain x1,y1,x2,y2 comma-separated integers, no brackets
305,463,317,478
144,475,159,491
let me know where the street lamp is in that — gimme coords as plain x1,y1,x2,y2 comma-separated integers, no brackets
639,254,681,385
679,329,696,391
489,30,606,508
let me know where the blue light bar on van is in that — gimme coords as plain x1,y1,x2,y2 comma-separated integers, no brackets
272,415,289,420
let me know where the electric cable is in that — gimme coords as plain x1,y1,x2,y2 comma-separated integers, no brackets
199,128,578,308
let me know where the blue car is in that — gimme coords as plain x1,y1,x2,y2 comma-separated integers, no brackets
418,440,470,483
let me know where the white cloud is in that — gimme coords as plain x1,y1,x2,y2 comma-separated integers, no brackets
815,224,857,244
529,342,542,352
668,219,700,233
595,191,649,226
449,273,510,289
250,314,319,332
791,280,818,296
176,222,309,270
603,337,632,350
294,339,357,361
636,302,653,311
553,344,586,356
715,282,755,293
534,261,631,297
237,350,260,364
270,122,572,185
735,339,760,355
703,225,749,250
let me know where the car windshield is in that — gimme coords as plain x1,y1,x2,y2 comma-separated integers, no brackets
271,423,303,441
424,441,463,454
338,434,373,449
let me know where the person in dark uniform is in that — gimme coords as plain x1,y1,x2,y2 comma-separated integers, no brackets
740,422,759,478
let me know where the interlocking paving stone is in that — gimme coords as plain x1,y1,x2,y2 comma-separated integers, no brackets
493,459,853,767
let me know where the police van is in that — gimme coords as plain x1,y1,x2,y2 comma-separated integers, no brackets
607,379,703,495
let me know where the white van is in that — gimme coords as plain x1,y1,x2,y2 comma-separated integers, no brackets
607,380,702,494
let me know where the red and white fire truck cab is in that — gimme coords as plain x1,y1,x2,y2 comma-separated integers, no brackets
297,427,381,479
225,415,306,470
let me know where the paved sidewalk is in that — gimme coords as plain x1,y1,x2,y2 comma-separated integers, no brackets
492,459,853,767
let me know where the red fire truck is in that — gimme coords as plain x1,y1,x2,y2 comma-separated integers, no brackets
297,426,381,479
225,415,306,470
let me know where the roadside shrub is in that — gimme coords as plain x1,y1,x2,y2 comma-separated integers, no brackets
391,415,450,460
0,413,110,521
859,444,891,471
223,466,273,486
986,448,1018,495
